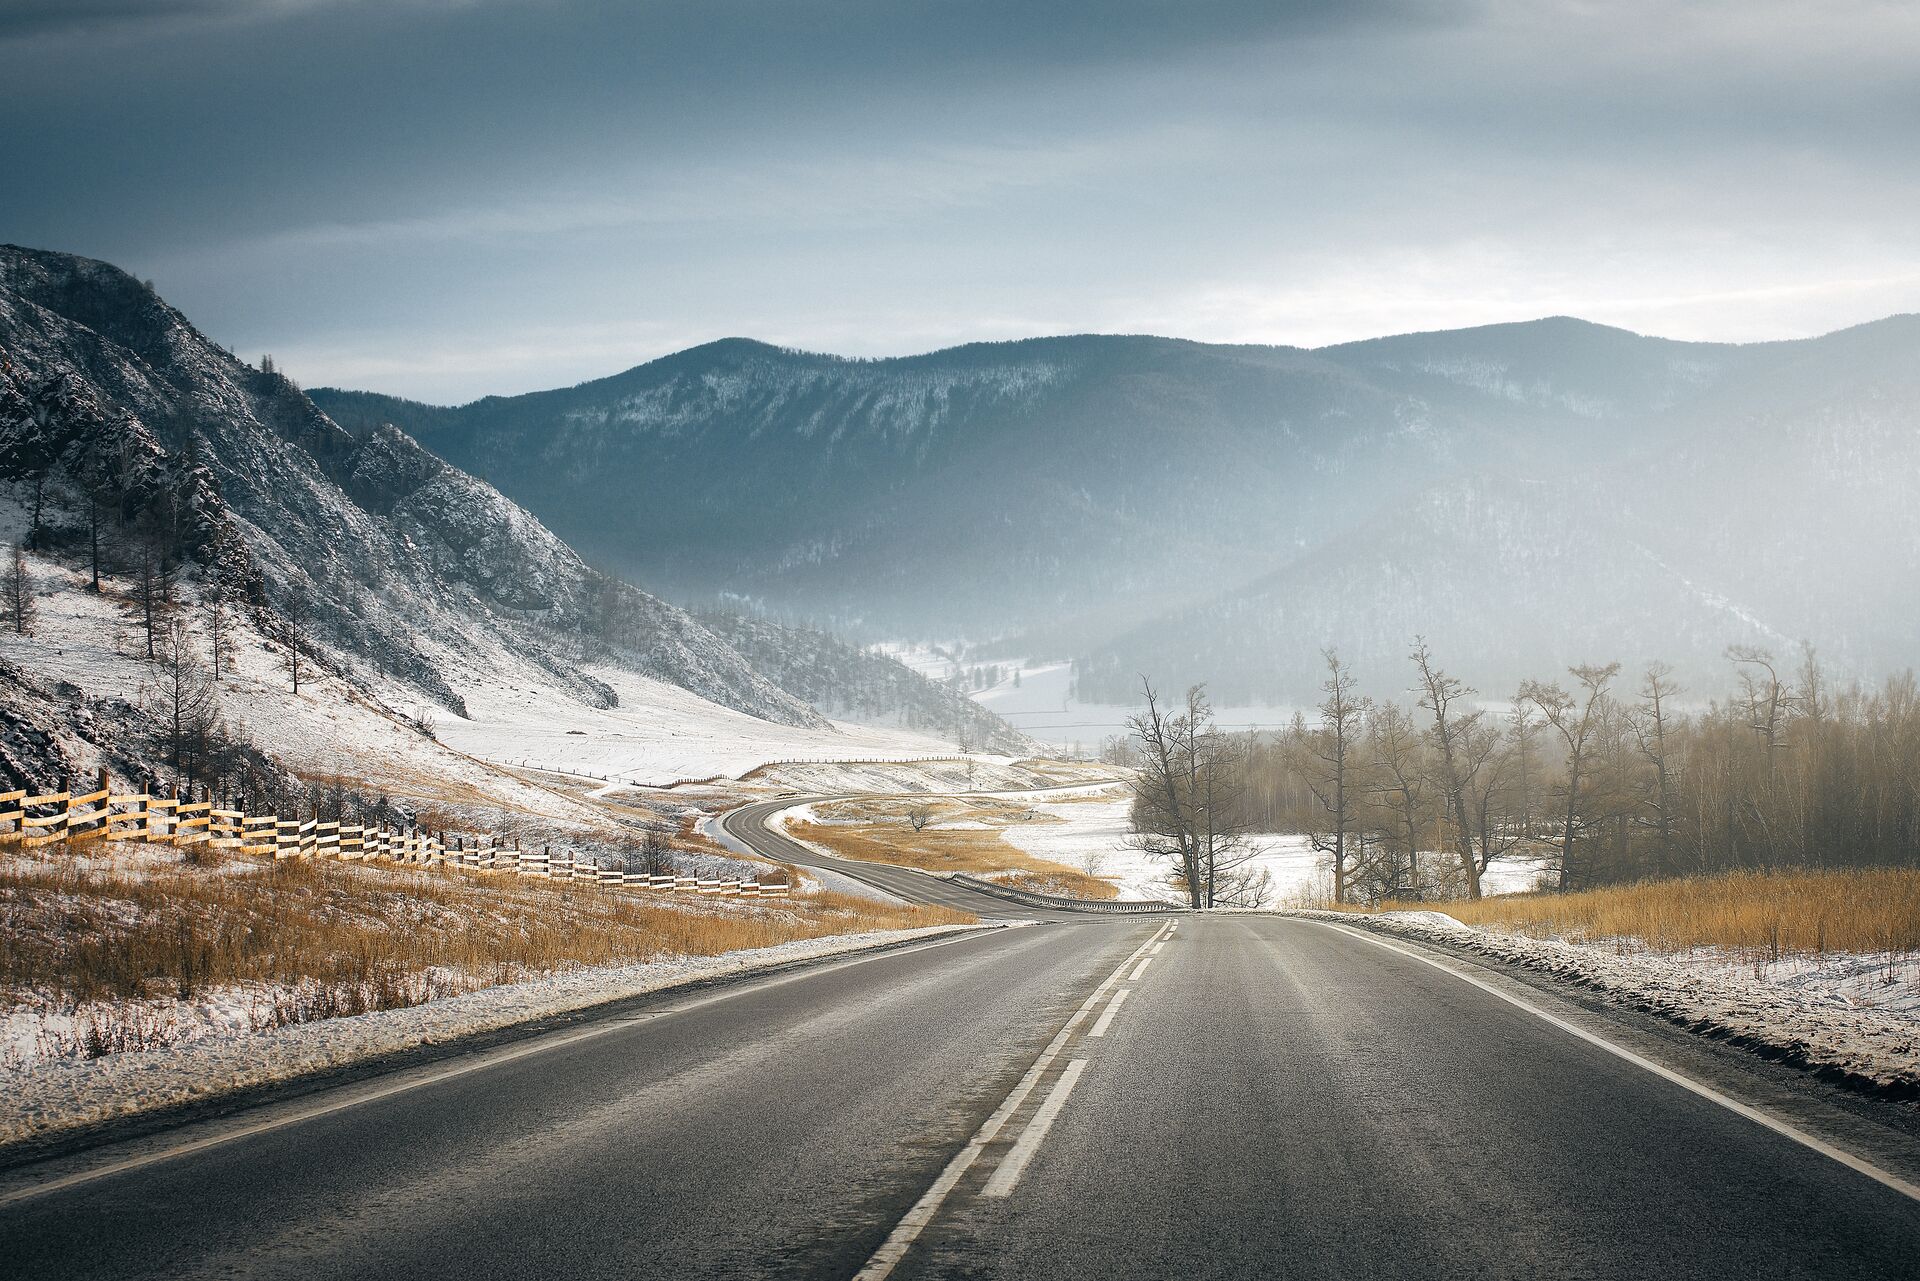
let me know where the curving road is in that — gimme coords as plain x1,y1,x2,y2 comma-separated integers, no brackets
719,795,1149,920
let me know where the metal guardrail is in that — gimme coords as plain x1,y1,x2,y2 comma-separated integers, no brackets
946,874,1180,915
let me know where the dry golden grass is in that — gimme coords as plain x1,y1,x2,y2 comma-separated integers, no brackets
793,818,1119,900
1368,869,1920,957
0,843,971,1024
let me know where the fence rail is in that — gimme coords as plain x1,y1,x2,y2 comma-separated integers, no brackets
0,770,791,901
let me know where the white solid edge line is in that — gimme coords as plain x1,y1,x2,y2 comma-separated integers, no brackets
980,1058,1090,1198
1129,957,1153,981
1089,988,1131,1038
853,922,1169,1280
0,929,1000,1209
1317,921,1920,1205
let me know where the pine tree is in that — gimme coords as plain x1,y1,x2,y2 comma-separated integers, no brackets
3,541,36,636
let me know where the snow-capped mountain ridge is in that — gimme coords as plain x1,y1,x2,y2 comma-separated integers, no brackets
316,311,1920,700
0,246,1030,776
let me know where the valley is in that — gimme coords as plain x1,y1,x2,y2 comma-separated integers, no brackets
8,5,1920,1278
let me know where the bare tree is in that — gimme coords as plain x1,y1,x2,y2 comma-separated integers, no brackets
1125,679,1209,907
906,804,934,832
201,527,235,683
25,467,48,550
84,472,121,593
284,588,307,694
1793,641,1827,729
1410,638,1487,898
1365,701,1430,898
1292,649,1371,904
1126,680,1265,908
144,616,221,785
4,541,36,636
1195,727,1266,906
127,516,179,660
629,822,676,876
1629,663,1683,876
1728,645,1787,761
1520,662,1620,891
1460,711,1533,892
20,395,55,549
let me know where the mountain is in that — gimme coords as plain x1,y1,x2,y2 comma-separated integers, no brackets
1072,315,1920,701
696,611,1026,752
315,314,1920,700
317,334,1465,641
0,246,1027,788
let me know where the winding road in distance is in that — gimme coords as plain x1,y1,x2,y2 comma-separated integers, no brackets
718,794,1157,919
4,794,1920,1279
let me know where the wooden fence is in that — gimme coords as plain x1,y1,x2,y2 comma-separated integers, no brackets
0,770,791,901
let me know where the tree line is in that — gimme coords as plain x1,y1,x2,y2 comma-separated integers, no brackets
1124,638,1920,905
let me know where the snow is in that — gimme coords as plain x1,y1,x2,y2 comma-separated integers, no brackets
433,662,975,788
0,547,1003,812
989,788,1546,906
0,555,603,826
0,923,994,1148
1286,909,1920,1094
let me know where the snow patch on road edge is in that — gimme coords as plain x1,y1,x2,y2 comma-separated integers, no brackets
1280,909,1920,1096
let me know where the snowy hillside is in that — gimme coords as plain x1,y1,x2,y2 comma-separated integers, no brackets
0,246,812,728
0,245,1028,796
696,612,1030,754
318,315,1920,701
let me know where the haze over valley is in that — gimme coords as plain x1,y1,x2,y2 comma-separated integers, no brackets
313,311,1920,714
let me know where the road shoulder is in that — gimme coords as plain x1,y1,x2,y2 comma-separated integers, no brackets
0,924,1002,1175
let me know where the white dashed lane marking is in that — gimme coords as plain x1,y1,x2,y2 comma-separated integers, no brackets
981,1058,1090,1198
1088,989,1130,1038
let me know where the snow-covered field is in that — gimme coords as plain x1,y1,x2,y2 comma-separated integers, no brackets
0,924,993,1147
991,788,1547,904
1298,909,1920,1093
434,663,976,788
992,790,1314,903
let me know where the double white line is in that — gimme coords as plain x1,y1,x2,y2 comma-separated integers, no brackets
853,918,1174,1280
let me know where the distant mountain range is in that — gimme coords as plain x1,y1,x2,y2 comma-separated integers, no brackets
0,246,1025,767
315,313,1920,703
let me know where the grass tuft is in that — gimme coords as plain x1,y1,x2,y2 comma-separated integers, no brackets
0,842,971,1059
1367,869,1920,958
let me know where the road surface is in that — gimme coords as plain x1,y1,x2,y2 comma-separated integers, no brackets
719,796,1133,920
6,908,1920,1279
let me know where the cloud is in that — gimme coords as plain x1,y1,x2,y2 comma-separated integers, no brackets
6,0,1916,401
0,0,296,39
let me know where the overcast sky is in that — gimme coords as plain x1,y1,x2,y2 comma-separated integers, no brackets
3,0,1917,402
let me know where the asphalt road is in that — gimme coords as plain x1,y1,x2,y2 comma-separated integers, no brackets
719,796,1109,920
5,833,1920,1279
